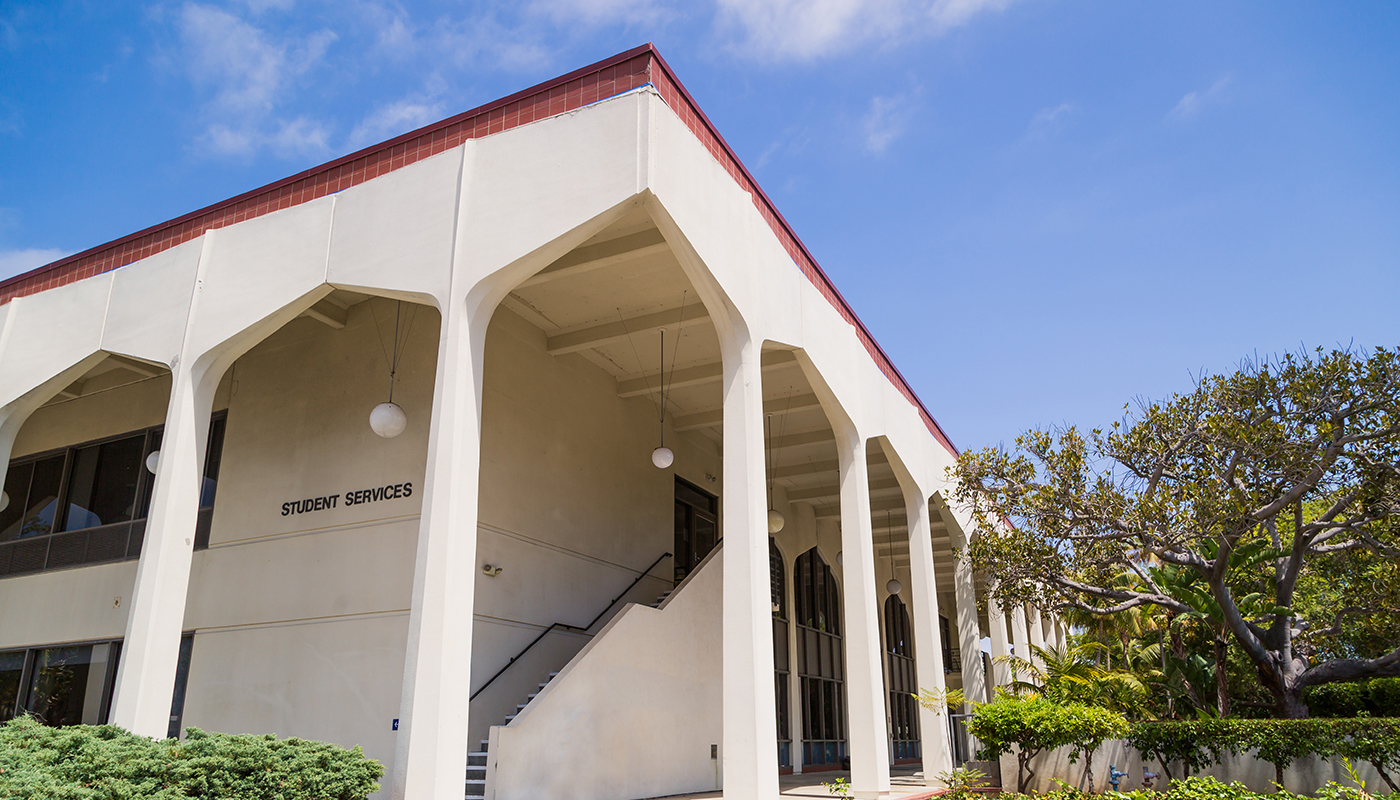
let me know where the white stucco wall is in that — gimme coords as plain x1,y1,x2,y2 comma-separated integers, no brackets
488,544,724,800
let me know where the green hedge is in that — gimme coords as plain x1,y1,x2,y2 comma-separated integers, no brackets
1000,774,1399,800
1307,677,1400,718
1128,718,1400,793
0,716,383,800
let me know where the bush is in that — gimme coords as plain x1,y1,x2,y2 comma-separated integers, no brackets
968,695,1127,793
997,774,1400,800
1128,718,1400,794
0,716,384,799
1307,678,1400,718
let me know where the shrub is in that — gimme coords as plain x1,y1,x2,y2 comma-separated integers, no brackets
968,695,1126,793
1128,718,1400,794
0,716,383,800
1308,678,1400,718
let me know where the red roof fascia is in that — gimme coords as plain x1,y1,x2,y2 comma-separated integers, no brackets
1,43,957,456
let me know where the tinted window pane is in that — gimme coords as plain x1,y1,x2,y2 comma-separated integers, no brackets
1,462,33,540
0,650,23,722
17,456,64,539
26,645,93,727
199,417,226,508
63,435,144,531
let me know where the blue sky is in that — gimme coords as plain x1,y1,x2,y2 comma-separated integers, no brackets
2,1,1396,450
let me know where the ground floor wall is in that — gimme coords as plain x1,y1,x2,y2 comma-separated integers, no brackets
1017,739,1387,796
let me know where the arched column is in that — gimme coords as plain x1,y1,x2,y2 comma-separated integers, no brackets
719,331,781,798
905,492,952,779
1009,606,1031,683
837,434,891,798
987,597,1012,690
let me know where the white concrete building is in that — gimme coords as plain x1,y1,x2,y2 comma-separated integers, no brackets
0,46,1056,799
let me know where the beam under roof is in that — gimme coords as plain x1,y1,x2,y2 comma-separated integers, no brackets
519,229,669,288
672,392,820,432
617,350,796,398
548,303,711,356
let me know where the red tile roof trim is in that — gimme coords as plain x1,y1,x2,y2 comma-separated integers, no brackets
0,44,957,456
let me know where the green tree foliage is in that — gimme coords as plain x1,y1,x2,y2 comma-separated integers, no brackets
1127,718,1400,793
0,716,383,800
953,348,1400,719
968,695,1127,793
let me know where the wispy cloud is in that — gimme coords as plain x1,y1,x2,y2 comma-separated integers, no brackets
1025,101,1075,139
863,92,917,153
0,247,68,281
173,2,337,158
531,0,674,27
716,0,1015,62
348,91,447,151
1170,75,1232,121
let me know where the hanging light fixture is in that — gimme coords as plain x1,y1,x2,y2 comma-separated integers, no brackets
0,491,8,513
765,413,784,533
621,293,688,470
885,509,902,595
145,451,160,474
370,300,416,438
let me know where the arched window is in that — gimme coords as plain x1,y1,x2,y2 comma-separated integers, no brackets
884,594,920,762
795,548,845,768
771,539,790,770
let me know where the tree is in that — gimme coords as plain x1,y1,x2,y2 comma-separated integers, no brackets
953,348,1400,719
967,695,1126,792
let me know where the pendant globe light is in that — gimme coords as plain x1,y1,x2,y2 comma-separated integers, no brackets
885,509,902,595
765,414,784,533
620,293,688,470
370,300,416,438
0,491,8,513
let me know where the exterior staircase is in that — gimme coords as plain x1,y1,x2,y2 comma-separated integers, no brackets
465,671,559,799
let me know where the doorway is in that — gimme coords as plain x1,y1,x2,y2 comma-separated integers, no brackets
673,478,718,583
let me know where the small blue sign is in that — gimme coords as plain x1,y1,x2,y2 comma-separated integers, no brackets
392,719,399,731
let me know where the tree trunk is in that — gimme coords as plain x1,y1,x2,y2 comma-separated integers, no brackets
1084,748,1096,794
1274,686,1309,719
1214,636,1231,717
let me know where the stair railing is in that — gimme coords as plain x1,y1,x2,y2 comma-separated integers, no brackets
469,550,672,701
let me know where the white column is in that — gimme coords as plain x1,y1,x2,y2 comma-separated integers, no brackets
905,494,952,780
0,410,21,509
720,335,780,799
110,363,216,737
392,303,484,800
952,555,986,707
1009,606,1031,685
1027,606,1046,671
987,598,1012,691
837,436,891,798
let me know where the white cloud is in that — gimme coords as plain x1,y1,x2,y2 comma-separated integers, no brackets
1025,101,1075,139
0,248,68,281
174,2,336,158
348,96,446,150
863,92,915,153
716,0,1014,62
1170,75,1232,120
531,0,673,27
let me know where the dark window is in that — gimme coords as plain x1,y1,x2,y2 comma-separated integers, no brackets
0,412,227,578
168,633,195,739
673,478,718,583
0,635,191,735
772,538,791,770
884,594,920,761
795,548,846,768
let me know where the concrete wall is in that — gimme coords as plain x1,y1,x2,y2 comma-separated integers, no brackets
488,544,724,800
1020,739,1387,795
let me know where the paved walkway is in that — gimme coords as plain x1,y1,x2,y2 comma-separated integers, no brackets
658,768,945,800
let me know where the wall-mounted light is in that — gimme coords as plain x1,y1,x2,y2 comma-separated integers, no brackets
481,563,503,577
145,451,160,474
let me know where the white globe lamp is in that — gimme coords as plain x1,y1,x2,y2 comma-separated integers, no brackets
651,446,674,469
0,491,8,513
767,508,786,534
145,451,160,474
370,402,408,438
886,578,902,595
